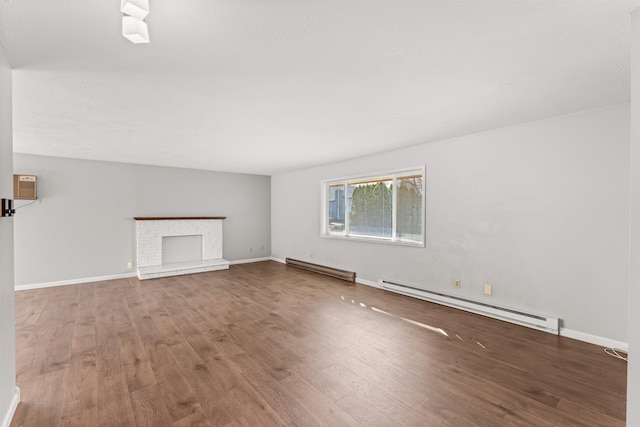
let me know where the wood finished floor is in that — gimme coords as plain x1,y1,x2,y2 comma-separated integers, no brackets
12,261,626,426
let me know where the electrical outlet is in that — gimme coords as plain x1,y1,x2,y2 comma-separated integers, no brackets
455,279,460,288
260,245,264,251
484,284,492,296
127,262,132,269
248,247,253,253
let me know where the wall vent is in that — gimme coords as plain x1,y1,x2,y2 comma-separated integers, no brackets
13,174,37,200
379,279,559,334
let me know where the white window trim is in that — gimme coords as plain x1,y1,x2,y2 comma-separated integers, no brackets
320,166,425,248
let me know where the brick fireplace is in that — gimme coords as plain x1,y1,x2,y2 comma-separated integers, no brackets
134,217,229,280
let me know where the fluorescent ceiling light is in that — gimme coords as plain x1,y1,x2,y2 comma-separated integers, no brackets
121,0,149,20
122,16,150,44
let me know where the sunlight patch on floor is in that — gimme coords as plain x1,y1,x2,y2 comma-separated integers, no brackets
368,306,448,337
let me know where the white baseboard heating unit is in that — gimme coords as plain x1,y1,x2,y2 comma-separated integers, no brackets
379,279,559,334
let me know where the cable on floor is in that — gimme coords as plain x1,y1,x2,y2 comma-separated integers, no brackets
604,348,628,362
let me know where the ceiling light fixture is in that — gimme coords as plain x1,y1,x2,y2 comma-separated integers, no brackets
121,0,150,44
122,16,149,44
121,0,149,20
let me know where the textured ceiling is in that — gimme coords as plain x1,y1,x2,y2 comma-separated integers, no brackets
1,0,639,175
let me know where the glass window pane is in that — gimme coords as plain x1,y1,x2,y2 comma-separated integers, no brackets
327,183,345,233
348,178,393,238
322,168,424,246
396,174,423,242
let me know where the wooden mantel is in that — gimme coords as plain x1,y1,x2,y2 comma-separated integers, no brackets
134,217,226,221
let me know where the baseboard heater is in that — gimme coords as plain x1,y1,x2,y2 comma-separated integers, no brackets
285,258,356,283
379,279,559,334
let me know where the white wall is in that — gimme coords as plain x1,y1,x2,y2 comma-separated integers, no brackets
12,154,271,286
0,49,18,427
272,104,630,344
627,8,640,426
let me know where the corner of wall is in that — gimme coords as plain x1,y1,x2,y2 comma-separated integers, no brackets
0,387,20,427
0,43,17,427
628,7,640,427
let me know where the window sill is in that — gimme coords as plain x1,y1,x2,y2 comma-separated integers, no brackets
321,233,425,248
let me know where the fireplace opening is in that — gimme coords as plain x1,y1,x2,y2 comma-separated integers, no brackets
162,235,203,265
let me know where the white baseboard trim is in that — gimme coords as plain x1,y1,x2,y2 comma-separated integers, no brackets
270,256,286,264
15,258,279,290
229,257,273,265
15,272,138,291
560,328,628,351
1,387,20,427
356,277,380,288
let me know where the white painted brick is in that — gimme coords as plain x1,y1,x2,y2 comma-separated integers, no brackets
135,219,226,276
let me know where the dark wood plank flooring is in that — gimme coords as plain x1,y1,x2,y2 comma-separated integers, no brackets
11,261,627,426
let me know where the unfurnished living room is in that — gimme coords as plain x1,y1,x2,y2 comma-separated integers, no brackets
1,1,640,426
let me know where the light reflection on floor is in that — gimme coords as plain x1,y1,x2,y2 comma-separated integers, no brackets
341,295,489,349
370,306,449,337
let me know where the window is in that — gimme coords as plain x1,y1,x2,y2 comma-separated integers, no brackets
322,167,425,246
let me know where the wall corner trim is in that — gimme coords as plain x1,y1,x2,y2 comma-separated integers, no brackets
1,386,20,427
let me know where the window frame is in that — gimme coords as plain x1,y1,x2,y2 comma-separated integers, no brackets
321,166,425,247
